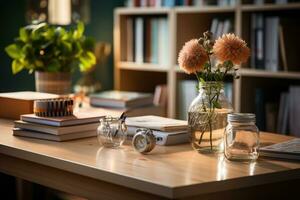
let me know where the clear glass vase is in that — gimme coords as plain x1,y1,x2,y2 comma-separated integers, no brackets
188,82,233,154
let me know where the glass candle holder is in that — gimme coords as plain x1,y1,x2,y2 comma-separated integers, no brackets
97,116,127,148
224,113,259,161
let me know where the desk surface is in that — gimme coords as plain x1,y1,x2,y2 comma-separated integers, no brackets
0,119,300,199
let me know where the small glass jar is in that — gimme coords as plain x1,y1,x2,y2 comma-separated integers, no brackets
224,113,259,161
97,116,127,148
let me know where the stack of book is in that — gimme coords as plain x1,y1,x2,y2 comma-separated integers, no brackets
126,115,189,145
13,112,104,141
124,16,169,65
250,14,300,71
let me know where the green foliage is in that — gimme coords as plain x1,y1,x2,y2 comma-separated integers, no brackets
5,21,96,74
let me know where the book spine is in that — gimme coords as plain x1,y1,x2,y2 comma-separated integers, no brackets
134,17,144,63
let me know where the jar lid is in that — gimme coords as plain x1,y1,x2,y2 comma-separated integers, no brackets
228,113,256,123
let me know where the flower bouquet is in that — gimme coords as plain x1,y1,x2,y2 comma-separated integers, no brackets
178,31,250,153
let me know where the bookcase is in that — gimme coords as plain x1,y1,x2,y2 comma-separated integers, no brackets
114,0,300,134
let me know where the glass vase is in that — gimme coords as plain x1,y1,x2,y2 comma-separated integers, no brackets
188,82,233,154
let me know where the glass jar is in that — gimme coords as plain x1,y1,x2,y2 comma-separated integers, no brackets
224,113,259,161
188,82,233,154
97,116,127,148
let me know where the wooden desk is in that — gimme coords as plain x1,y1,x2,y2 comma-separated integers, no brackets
0,119,299,200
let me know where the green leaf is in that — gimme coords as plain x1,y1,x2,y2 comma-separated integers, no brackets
19,28,29,42
47,59,60,72
5,44,24,59
73,21,84,39
79,51,96,72
12,60,24,74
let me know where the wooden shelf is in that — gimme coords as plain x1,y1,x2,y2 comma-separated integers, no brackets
114,4,300,118
176,66,300,79
115,7,171,15
241,3,300,12
174,6,236,13
238,68,300,79
117,62,169,72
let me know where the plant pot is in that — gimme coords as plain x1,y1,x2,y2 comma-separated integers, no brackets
35,71,72,94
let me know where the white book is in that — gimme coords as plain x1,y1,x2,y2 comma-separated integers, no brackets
193,0,204,6
210,18,219,39
126,115,188,132
140,0,148,7
124,0,134,7
13,128,97,142
229,0,236,6
222,19,231,35
150,18,159,64
158,18,169,66
178,80,198,120
127,126,189,146
215,21,224,39
14,120,99,135
135,17,144,63
265,17,279,71
155,0,162,7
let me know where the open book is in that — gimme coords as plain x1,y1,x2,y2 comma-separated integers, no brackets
260,138,300,160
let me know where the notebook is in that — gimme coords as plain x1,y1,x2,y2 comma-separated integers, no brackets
260,138,300,160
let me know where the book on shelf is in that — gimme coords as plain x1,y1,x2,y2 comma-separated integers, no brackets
125,17,169,65
126,17,134,62
250,13,264,69
14,120,99,135
127,126,189,145
177,80,198,120
126,115,188,132
250,15,300,71
265,102,279,133
153,84,168,107
288,86,300,137
90,90,154,109
135,17,144,63
124,0,236,7
0,91,59,119
265,17,279,72
278,18,300,72
277,92,289,134
210,18,233,40
13,128,97,142
260,138,300,160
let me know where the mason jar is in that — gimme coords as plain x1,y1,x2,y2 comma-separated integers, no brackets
224,113,259,161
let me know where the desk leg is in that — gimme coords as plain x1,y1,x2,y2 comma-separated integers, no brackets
16,178,33,200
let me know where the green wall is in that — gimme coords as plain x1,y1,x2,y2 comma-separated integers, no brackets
0,0,124,92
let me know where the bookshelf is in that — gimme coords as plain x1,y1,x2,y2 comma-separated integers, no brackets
114,0,300,128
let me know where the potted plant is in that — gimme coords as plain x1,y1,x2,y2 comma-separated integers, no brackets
178,31,250,153
5,21,96,94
